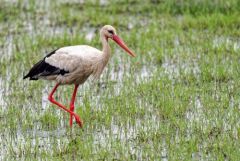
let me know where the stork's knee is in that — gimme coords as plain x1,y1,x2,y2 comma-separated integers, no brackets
48,95,53,102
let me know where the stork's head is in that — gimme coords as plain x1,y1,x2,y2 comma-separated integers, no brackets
100,25,136,57
101,25,117,39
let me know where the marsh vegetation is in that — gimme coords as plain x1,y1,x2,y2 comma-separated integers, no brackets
0,0,239,160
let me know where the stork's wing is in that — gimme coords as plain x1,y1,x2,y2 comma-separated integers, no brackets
45,45,101,72
23,49,69,80
24,45,102,80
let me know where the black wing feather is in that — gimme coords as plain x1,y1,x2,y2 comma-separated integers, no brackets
23,49,69,80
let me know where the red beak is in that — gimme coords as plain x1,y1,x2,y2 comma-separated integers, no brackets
112,35,136,57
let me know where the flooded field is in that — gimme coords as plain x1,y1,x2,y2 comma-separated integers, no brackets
0,0,240,160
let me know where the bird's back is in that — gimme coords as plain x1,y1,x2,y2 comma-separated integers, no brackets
24,45,103,84
58,45,102,58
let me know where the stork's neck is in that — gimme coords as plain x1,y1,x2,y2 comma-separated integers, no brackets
92,33,111,79
100,33,111,64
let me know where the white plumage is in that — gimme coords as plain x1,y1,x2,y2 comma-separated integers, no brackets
45,45,103,84
24,25,136,127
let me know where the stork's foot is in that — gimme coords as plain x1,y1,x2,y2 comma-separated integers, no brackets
73,113,83,128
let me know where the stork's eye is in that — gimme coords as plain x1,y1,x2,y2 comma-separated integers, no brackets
108,30,114,34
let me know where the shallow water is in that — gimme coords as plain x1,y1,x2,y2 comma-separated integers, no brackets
162,53,201,81
1,0,239,160
0,78,7,110
1,31,237,159
0,53,156,159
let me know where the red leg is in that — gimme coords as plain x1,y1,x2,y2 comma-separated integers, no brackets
69,84,79,127
48,83,83,127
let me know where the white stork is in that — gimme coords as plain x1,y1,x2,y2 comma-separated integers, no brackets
24,25,136,127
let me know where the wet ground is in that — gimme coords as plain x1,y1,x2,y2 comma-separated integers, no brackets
0,0,240,160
